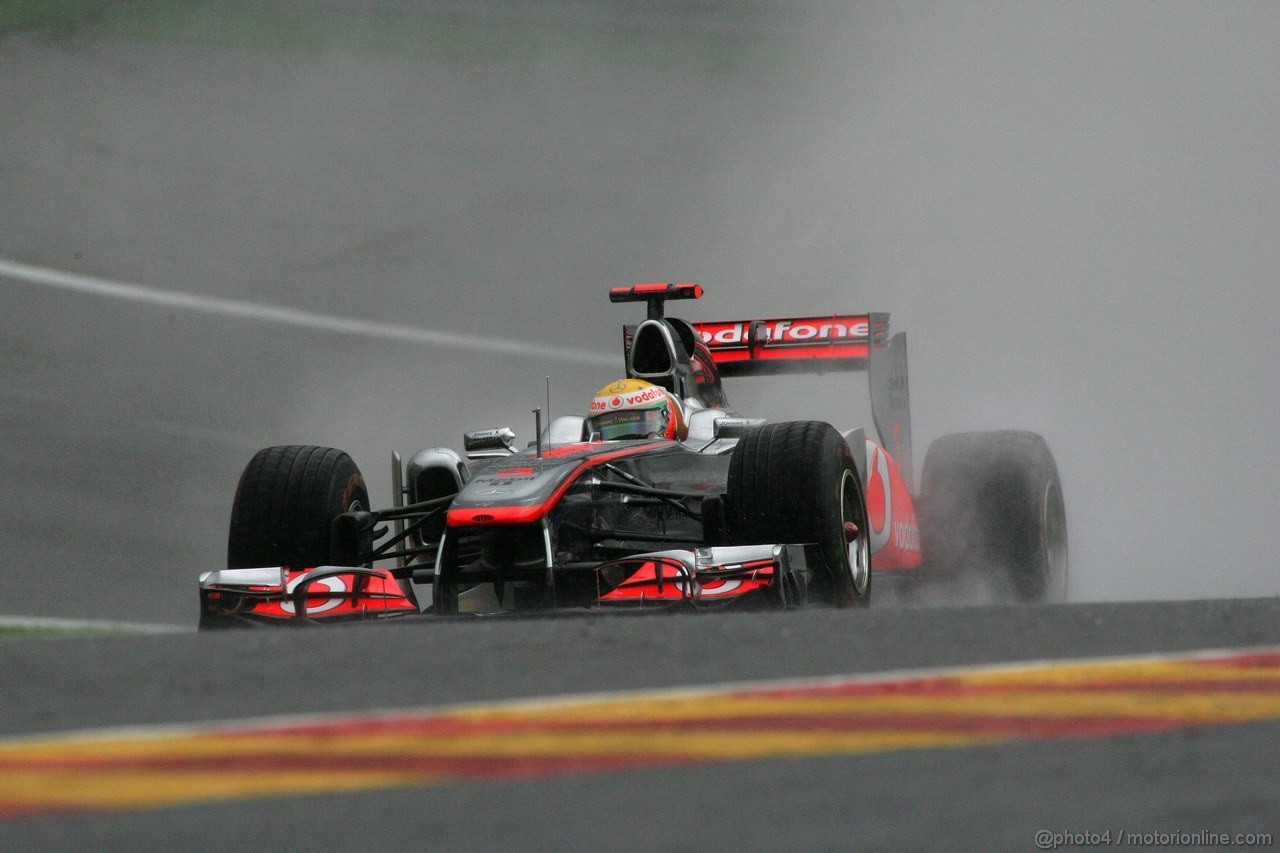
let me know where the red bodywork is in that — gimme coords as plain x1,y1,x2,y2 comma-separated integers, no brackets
200,566,417,624
863,439,922,571
597,556,777,604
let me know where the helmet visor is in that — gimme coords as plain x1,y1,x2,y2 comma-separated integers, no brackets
592,408,669,440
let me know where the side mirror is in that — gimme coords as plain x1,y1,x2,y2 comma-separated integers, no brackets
464,427,518,459
713,417,766,440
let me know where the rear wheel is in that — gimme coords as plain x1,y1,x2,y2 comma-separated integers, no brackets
727,421,870,607
227,445,369,570
919,431,1067,602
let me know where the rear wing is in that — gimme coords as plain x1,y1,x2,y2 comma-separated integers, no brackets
694,312,914,486
609,285,914,485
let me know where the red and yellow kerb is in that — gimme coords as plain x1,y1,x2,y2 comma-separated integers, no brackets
2,647,1279,817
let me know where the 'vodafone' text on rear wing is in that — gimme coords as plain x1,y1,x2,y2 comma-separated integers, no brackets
693,314,875,373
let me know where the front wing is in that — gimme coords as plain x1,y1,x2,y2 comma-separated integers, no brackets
198,566,418,627
197,544,811,625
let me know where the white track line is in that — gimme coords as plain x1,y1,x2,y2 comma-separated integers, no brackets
0,616,192,635
0,257,614,367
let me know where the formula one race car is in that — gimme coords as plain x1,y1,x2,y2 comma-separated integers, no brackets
198,284,1067,627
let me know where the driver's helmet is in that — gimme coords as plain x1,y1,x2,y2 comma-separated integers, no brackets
587,379,687,441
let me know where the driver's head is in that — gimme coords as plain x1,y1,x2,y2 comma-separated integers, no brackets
587,379,687,441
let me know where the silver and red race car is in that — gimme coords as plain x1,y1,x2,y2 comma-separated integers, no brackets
198,284,1067,627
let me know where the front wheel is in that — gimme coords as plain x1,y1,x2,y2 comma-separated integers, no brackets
726,421,871,607
226,445,369,570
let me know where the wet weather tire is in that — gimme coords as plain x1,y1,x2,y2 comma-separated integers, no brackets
919,431,1067,602
727,421,871,607
227,445,369,570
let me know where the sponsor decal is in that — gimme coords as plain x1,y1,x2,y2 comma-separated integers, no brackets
893,521,921,552
591,384,665,413
696,316,870,347
697,579,744,598
863,440,922,568
280,575,346,615
622,387,663,406
866,441,893,553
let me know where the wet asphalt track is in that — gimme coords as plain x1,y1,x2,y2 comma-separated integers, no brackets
2,598,1279,850
3,2,1279,849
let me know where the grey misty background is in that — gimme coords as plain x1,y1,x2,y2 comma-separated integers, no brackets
0,1,1276,621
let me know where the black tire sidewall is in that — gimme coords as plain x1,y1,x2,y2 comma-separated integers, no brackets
919,431,1066,602
727,422,870,607
227,445,368,569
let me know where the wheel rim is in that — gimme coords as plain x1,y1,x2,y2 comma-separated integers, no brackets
1041,480,1068,599
840,469,870,596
